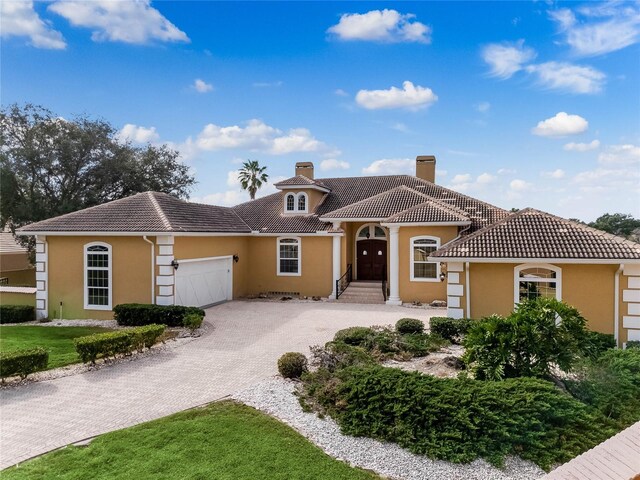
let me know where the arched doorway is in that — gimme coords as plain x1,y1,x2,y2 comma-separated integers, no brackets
355,224,387,280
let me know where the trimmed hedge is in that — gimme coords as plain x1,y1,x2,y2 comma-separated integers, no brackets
74,324,165,363
429,317,473,343
113,304,205,327
0,305,35,324
183,312,204,332
395,318,424,335
627,340,640,350
0,347,49,380
278,352,308,379
333,327,374,346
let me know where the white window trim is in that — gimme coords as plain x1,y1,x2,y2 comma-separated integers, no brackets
277,236,302,276
84,241,113,310
410,236,441,282
355,223,387,241
514,263,562,306
283,192,308,214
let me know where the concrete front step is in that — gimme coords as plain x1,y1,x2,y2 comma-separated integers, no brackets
338,282,385,304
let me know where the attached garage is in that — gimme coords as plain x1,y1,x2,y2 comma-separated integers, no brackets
174,256,233,308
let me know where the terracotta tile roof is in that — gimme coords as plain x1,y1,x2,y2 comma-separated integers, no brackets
321,186,432,219
541,421,640,480
431,208,640,260
17,192,251,233
274,175,330,190
384,199,470,224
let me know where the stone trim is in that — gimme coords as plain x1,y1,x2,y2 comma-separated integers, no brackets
446,261,464,319
155,236,175,306
622,266,640,345
35,236,48,319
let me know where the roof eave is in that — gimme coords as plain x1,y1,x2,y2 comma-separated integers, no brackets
276,184,331,193
428,256,640,264
380,221,472,227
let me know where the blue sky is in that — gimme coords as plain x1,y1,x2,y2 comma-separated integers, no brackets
2,1,639,221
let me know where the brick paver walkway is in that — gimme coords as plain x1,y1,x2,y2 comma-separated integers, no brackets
0,301,439,469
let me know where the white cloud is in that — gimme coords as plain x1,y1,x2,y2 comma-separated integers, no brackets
510,179,533,192
391,122,410,133
572,167,640,195
270,128,324,155
452,173,472,184
355,81,437,110
541,169,566,179
49,0,189,44
563,140,601,152
475,101,491,113
193,79,213,93
226,170,241,187
362,158,413,175
327,9,431,43
598,144,640,165
253,81,283,88
532,112,588,137
320,159,350,171
334,89,348,97
476,173,496,184
1,0,66,49
117,124,159,144
195,190,247,207
481,40,536,79
525,61,605,94
549,4,640,57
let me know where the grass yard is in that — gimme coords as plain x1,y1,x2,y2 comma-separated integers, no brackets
2,401,379,480
0,325,113,369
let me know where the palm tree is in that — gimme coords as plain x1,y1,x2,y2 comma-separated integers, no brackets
238,160,269,200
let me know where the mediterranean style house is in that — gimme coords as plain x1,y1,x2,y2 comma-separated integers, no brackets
16,156,640,346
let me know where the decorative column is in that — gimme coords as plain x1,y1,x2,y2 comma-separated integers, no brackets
329,221,341,300
446,262,465,319
35,235,48,320
155,235,175,305
386,226,402,305
622,264,640,346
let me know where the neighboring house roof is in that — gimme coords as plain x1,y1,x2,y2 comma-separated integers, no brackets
431,208,640,260
18,192,251,233
0,231,28,254
541,421,640,480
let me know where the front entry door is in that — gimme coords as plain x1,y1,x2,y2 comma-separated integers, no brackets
357,240,387,280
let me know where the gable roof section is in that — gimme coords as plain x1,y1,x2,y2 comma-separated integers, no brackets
274,175,330,192
384,199,470,224
18,192,251,234
431,208,640,260
321,186,432,220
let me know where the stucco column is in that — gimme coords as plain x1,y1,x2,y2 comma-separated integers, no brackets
35,235,48,320
329,221,341,300
386,225,402,305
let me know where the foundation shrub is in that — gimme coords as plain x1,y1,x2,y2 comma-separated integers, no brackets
395,318,424,335
0,347,48,380
333,327,374,347
626,340,640,350
113,304,205,327
74,324,165,364
277,352,308,379
429,317,473,343
0,305,35,324
583,331,616,359
315,365,615,469
182,312,204,332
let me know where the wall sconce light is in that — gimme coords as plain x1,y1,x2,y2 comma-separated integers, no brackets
171,259,179,270
365,232,371,239
439,263,447,282
233,254,239,263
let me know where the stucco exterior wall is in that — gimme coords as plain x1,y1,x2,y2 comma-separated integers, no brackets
282,188,326,212
47,236,153,320
0,289,36,307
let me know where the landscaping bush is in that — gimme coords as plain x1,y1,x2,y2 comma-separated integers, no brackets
113,303,205,327
583,331,616,359
463,298,591,380
429,317,473,343
395,318,424,335
0,305,35,324
627,340,640,350
309,342,376,373
74,324,166,364
333,327,374,346
0,347,48,380
182,312,204,332
277,352,308,379
314,365,614,469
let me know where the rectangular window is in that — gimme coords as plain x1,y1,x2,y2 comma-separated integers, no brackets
85,244,111,309
278,238,300,275
411,237,439,281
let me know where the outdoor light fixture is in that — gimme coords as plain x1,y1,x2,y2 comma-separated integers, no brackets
439,263,447,282
171,259,179,270
365,232,370,239
233,254,239,263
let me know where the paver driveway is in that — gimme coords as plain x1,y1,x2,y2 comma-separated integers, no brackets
0,300,440,469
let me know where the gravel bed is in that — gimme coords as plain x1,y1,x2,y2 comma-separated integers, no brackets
232,379,545,480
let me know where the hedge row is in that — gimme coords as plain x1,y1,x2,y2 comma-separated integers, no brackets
0,348,48,380
429,317,474,343
113,304,204,327
0,305,35,324
74,324,165,364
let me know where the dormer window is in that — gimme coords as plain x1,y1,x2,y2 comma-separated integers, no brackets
283,192,309,214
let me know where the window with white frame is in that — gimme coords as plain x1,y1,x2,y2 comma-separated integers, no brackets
297,193,307,212
277,237,301,275
285,194,295,212
283,192,308,214
356,224,387,240
410,236,440,281
85,243,112,309
514,264,561,304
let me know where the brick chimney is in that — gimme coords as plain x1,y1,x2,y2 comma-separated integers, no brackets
415,155,436,183
295,162,314,179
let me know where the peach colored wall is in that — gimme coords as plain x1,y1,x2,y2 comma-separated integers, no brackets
0,290,36,307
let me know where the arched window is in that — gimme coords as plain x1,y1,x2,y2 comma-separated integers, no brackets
297,193,307,212
410,236,440,281
285,194,295,212
277,237,301,276
84,242,112,310
514,264,562,304
356,224,387,240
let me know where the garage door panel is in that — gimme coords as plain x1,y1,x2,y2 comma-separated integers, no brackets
174,258,232,308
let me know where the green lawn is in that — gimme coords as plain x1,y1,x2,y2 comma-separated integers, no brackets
2,401,379,480
0,325,113,369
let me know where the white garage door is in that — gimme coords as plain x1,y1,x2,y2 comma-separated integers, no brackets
174,257,232,308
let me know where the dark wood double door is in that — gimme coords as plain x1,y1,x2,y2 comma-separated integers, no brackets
357,239,387,280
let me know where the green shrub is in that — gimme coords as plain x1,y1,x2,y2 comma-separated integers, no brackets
0,347,49,380
627,340,640,350
74,325,166,364
309,342,376,372
429,317,473,343
399,333,448,357
395,318,424,335
564,348,640,426
333,327,374,346
583,331,616,358
317,365,614,469
277,352,308,379
0,305,35,324
463,298,590,380
182,312,204,332
113,304,205,327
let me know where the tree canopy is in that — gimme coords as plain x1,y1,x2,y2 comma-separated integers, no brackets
0,104,196,230
588,213,640,240
238,159,269,200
